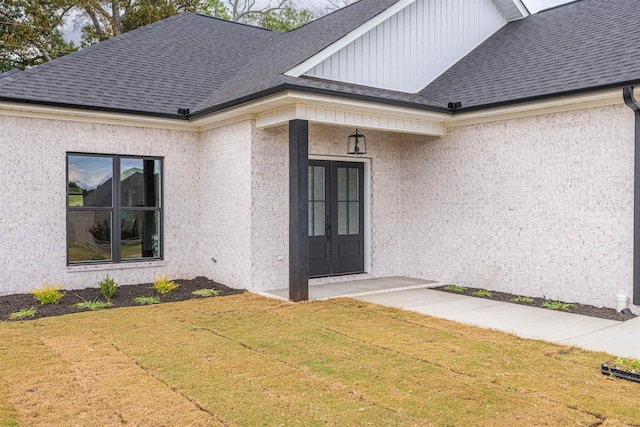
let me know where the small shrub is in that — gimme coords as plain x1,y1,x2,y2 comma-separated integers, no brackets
473,289,493,298
192,288,220,298
541,300,575,311
73,300,112,311
613,357,640,372
511,295,534,303
444,284,467,293
135,296,161,305
153,275,179,295
99,275,117,300
7,307,37,320
30,283,65,305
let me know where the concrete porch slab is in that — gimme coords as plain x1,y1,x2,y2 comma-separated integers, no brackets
262,276,437,301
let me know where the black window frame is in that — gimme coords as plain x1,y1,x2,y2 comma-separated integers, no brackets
66,152,164,265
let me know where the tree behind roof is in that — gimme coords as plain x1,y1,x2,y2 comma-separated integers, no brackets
1,0,315,71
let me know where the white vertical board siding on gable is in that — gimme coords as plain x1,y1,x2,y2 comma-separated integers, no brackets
305,0,506,93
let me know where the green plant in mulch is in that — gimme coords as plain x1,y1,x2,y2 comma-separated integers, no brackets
153,275,180,295
30,283,65,305
444,284,468,293
511,295,534,303
473,289,493,298
135,296,161,305
73,299,112,311
7,307,37,320
99,275,117,300
192,288,220,298
612,358,640,373
541,300,575,311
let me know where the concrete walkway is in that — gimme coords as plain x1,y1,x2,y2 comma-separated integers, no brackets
264,277,640,359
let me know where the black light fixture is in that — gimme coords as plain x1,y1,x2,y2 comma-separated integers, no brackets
347,129,366,155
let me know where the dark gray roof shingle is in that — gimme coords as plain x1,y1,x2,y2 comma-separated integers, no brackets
1,0,640,116
0,13,281,115
194,0,404,113
419,0,640,109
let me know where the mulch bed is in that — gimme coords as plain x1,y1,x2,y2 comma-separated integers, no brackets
0,276,244,322
434,285,635,322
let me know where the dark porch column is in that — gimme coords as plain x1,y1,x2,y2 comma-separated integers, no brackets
289,119,309,301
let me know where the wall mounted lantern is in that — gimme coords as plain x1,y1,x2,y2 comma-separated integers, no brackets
347,129,366,155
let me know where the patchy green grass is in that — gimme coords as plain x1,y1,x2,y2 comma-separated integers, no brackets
473,289,493,298
6,307,36,321
542,300,576,311
0,294,638,426
72,300,112,311
511,295,534,303
443,284,467,292
134,296,160,305
192,288,220,298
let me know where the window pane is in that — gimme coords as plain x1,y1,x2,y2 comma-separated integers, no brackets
314,166,325,200
121,210,160,259
314,202,325,236
338,201,347,235
349,168,359,201
337,168,347,201
68,155,113,207
349,201,359,234
68,211,112,262
308,201,314,235
121,158,161,208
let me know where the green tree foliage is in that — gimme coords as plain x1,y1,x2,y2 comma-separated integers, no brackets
0,0,77,72
250,3,313,33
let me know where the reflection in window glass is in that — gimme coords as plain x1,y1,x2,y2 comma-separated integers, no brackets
68,211,112,262
67,154,162,265
120,158,161,208
121,211,160,259
68,155,113,207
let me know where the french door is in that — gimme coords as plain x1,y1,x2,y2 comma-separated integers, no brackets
308,160,365,277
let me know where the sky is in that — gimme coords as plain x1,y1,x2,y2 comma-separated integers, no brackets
63,0,574,43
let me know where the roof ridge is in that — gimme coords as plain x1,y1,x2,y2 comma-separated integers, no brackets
0,12,190,89
288,0,379,33
193,12,281,32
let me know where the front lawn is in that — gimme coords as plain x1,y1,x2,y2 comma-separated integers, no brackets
0,294,638,426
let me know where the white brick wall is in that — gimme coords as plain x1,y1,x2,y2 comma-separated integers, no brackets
402,105,637,311
0,116,202,294
198,122,253,290
2,105,638,313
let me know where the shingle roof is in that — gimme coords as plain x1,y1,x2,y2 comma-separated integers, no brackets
1,0,640,116
0,13,282,116
193,0,406,114
419,0,640,109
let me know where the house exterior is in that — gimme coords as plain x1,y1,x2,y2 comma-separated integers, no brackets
1,0,639,313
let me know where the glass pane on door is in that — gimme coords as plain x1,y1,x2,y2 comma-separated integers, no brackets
308,166,326,237
337,167,360,236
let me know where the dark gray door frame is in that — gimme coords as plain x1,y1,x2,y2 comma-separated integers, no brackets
289,119,309,302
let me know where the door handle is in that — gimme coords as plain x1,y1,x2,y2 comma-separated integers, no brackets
325,217,331,240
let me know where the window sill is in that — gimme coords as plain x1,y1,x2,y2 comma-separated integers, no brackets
67,260,166,273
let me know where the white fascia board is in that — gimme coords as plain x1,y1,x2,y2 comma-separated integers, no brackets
0,102,194,131
492,0,529,21
449,89,624,128
284,0,416,78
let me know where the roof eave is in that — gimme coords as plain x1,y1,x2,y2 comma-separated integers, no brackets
0,96,188,120
189,83,451,120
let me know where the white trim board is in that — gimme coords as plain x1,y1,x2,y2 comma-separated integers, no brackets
0,87,634,135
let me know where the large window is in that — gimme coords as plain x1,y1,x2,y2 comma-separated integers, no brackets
67,153,162,264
